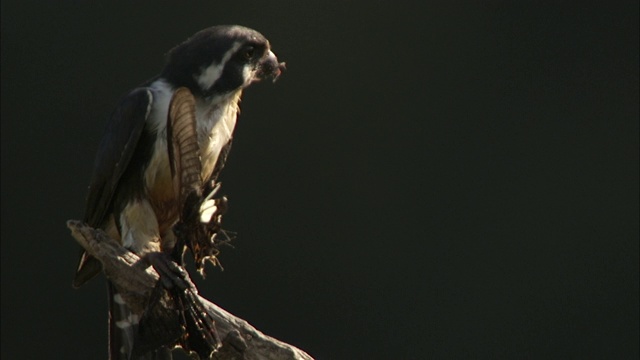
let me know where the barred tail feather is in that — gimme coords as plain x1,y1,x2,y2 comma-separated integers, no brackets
108,282,172,360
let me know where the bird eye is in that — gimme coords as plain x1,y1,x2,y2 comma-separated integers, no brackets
242,46,255,60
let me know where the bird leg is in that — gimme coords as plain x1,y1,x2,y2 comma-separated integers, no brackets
137,251,222,358
144,251,190,291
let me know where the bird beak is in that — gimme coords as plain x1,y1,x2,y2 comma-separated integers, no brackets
257,50,286,82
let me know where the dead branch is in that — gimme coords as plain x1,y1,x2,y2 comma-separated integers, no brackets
67,220,313,360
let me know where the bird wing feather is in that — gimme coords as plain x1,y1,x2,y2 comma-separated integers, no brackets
84,88,153,227
74,88,153,288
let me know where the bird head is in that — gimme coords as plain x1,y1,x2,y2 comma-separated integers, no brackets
163,25,285,98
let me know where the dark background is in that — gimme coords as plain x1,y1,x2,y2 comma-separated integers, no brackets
1,1,638,359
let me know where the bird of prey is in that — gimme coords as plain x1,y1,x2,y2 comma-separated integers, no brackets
73,25,285,359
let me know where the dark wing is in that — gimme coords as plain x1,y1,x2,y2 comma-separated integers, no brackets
84,87,153,227
74,88,152,288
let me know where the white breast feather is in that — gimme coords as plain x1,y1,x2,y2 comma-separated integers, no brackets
144,79,241,193
196,91,242,180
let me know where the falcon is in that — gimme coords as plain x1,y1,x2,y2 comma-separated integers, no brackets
73,25,285,359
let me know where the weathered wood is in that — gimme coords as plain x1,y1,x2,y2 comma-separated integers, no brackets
68,220,313,360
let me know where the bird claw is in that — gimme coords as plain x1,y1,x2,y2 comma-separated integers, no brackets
145,252,193,292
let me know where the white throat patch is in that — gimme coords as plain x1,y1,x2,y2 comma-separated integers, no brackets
195,41,243,90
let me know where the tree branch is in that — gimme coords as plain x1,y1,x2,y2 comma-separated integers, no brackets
67,220,313,360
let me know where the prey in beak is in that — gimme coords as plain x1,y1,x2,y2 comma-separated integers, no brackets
257,50,286,82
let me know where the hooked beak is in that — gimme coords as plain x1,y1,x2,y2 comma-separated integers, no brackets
257,50,286,82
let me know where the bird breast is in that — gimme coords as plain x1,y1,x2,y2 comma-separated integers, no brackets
143,80,240,233
196,91,241,180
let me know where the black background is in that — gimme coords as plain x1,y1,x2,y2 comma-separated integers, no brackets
1,1,638,359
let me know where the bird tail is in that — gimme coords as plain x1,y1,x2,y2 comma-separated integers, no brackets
108,282,173,360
